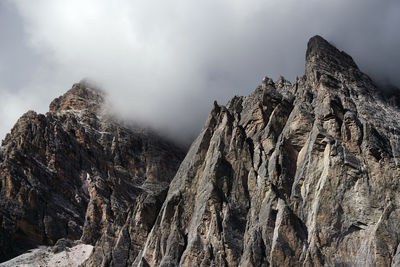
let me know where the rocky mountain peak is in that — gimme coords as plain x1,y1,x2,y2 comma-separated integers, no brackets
49,82,105,114
2,37,400,267
132,36,400,267
0,82,186,263
305,35,361,87
306,35,358,70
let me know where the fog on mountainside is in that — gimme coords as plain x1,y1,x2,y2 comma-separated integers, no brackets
1,29,400,266
0,0,399,146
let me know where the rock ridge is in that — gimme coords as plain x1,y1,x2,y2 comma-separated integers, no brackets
49,83,105,113
134,35,400,266
0,82,185,264
305,35,373,91
1,35,400,266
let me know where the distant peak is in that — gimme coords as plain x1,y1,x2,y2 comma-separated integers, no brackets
49,82,105,113
305,35,359,87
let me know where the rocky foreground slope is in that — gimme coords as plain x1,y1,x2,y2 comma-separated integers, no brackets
1,35,400,267
0,83,185,264
133,36,400,266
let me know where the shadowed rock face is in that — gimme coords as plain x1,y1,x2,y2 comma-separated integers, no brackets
1,36,400,267
135,36,400,266
0,82,185,264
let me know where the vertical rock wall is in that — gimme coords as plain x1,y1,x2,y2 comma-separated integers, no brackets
136,36,400,266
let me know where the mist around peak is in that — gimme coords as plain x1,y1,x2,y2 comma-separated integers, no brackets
1,1,399,144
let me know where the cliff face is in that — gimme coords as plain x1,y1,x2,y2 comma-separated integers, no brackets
1,36,400,267
0,83,185,264
135,36,400,266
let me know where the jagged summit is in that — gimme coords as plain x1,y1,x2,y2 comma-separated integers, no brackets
306,35,358,69
133,36,400,267
305,35,362,88
49,82,105,113
2,37,400,266
0,82,185,263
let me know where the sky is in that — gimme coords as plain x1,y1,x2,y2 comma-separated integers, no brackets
1,0,399,145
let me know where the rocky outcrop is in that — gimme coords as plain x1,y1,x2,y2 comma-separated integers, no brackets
2,35,399,267
135,36,400,266
0,82,185,264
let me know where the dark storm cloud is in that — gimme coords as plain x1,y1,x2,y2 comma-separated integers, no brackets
1,0,399,144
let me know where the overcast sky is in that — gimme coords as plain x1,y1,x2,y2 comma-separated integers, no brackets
1,0,399,144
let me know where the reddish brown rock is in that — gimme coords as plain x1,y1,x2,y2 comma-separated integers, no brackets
0,82,185,263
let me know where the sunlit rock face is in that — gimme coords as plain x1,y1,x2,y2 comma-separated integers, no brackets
135,36,400,267
0,82,185,264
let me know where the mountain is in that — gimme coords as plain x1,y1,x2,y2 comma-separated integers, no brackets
1,35,400,266
134,36,400,266
0,83,185,265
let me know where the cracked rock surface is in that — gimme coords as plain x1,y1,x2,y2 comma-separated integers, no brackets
1,35,400,267
135,36,400,266
0,82,185,264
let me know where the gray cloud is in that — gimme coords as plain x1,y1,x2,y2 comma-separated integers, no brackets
1,0,399,144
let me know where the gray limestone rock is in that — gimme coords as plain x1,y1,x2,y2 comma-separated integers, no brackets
2,35,400,267
136,36,400,266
